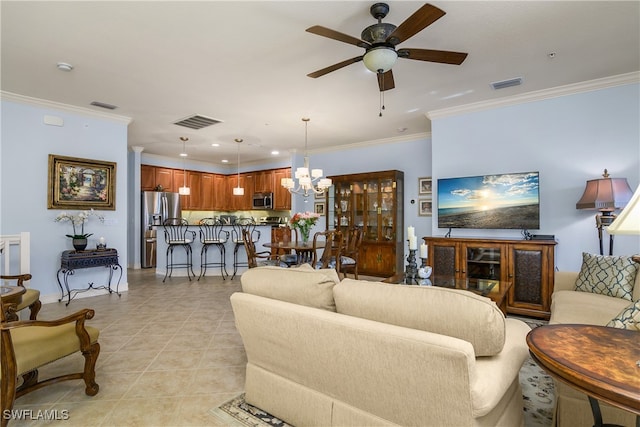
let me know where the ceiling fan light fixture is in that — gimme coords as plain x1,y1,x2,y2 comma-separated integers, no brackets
363,46,398,73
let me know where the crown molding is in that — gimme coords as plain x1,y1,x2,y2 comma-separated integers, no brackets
0,91,132,125
426,72,640,120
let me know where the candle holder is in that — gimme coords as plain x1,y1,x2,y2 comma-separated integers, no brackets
420,258,428,269
405,248,418,284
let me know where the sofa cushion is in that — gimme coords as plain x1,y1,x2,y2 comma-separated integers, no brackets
334,279,505,356
241,264,341,311
549,290,632,325
574,253,638,301
606,299,640,331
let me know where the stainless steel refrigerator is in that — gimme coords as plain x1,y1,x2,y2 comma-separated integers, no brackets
141,191,182,268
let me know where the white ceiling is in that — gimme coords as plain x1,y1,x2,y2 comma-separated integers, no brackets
2,1,639,167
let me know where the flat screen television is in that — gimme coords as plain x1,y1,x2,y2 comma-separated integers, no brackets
437,171,540,230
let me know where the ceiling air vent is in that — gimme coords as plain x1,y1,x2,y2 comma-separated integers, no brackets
173,114,222,130
90,101,117,110
490,77,523,90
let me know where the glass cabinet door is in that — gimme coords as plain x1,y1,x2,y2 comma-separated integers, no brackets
352,181,365,233
464,244,504,287
364,179,379,241
380,178,395,242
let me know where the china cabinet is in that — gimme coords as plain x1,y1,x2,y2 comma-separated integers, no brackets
326,170,403,276
423,237,557,319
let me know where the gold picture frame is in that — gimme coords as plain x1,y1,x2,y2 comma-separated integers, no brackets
48,154,116,210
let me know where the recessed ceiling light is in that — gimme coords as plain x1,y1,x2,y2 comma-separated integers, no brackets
179,153,187,157
271,150,279,155
56,62,73,71
211,143,220,147
221,159,229,163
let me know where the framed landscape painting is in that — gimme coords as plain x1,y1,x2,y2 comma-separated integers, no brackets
48,154,117,210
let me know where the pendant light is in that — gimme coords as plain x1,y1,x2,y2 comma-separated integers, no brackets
178,137,190,196
232,138,244,196
280,117,331,198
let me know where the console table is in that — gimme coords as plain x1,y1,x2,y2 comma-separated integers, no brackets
56,249,122,306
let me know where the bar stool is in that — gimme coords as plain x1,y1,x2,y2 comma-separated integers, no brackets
198,218,229,280
162,218,196,282
231,219,259,279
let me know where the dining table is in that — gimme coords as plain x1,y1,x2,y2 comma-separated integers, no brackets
263,240,325,265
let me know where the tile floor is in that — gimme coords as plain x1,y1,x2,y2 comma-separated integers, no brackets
9,268,247,426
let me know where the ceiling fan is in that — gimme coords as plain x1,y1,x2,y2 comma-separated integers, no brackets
306,2,468,92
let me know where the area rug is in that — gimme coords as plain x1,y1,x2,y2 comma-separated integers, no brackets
211,357,554,427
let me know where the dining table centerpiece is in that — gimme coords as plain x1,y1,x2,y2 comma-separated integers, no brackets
54,209,105,251
289,211,321,244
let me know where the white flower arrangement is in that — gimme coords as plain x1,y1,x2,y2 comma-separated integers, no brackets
54,209,105,239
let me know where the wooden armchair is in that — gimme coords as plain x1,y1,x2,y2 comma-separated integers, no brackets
311,230,343,270
1,274,41,320
1,277,100,426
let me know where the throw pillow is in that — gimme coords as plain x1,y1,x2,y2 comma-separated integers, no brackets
606,299,640,331
574,253,639,301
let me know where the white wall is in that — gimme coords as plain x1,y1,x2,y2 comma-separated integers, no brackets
1,98,130,302
431,83,640,271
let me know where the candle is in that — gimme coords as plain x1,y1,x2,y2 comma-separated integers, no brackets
407,226,415,238
99,237,105,245
420,243,428,259
409,235,417,250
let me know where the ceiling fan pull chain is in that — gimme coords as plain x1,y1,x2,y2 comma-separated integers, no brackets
379,71,385,117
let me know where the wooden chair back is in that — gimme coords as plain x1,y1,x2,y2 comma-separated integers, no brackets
312,230,343,270
340,226,363,278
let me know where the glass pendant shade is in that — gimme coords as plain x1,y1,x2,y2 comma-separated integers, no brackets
233,187,244,196
178,186,190,195
233,138,244,196
179,137,190,196
363,47,398,73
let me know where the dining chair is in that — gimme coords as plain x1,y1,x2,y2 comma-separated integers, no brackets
339,226,364,279
242,230,284,269
271,226,299,267
231,219,260,279
198,218,229,280
310,230,343,270
162,218,196,282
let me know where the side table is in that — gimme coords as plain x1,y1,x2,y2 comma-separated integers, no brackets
56,249,122,306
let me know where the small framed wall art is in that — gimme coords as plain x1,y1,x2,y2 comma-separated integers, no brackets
48,154,117,210
314,202,326,216
418,198,432,216
418,177,432,195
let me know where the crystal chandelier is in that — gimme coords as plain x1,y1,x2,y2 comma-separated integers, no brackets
281,118,332,198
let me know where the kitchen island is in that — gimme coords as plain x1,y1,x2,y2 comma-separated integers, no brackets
154,224,275,279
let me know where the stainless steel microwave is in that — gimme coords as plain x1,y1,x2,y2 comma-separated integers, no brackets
252,192,273,209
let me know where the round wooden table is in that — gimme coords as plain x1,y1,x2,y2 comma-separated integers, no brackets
263,241,324,251
527,324,640,427
1,285,26,321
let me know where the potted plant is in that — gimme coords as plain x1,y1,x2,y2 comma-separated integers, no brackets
54,209,105,251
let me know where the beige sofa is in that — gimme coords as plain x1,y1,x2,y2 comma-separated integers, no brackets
549,270,640,427
232,265,531,427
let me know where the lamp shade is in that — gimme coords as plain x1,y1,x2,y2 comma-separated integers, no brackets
608,185,640,235
363,47,398,73
576,176,633,211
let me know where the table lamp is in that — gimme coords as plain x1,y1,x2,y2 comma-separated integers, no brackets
607,183,640,262
576,169,633,255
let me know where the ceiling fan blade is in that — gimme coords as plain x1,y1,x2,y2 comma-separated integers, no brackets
398,48,468,65
307,56,363,78
377,70,395,92
386,4,446,45
306,26,370,48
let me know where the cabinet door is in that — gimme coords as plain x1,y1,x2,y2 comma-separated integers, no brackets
212,174,227,210
360,244,396,276
155,168,174,192
141,165,155,190
380,178,396,242
507,243,553,317
187,171,202,209
273,168,291,210
255,170,274,193
426,239,459,278
364,179,379,241
201,173,214,210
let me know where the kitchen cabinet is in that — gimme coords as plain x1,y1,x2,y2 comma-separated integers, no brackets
227,173,253,210
423,237,557,319
141,165,156,191
154,167,174,192
200,173,215,210
212,174,227,210
327,170,404,277
273,168,292,210
254,170,274,193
